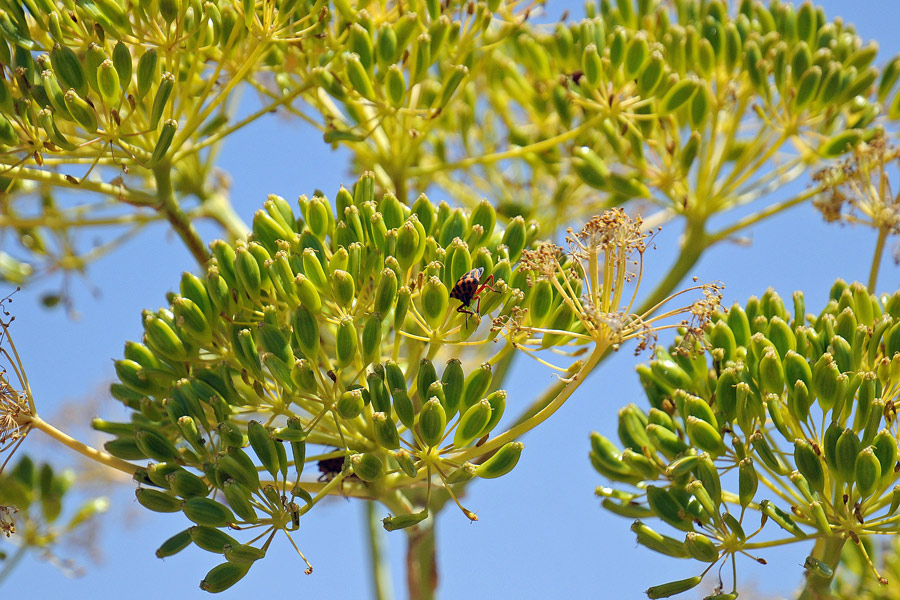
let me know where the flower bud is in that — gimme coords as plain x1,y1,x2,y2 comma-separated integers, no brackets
351,452,384,482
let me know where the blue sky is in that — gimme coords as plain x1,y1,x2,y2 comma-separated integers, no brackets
5,1,900,599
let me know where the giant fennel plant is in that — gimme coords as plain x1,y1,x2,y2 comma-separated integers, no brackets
1,0,900,598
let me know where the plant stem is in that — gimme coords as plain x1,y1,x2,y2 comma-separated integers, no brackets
27,415,139,476
797,535,845,600
0,544,26,586
406,520,437,600
153,162,210,265
869,226,889,292
365,501,394,600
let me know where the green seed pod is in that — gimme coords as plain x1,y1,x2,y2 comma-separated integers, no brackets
345,53,375,100
645,576,702,599
645,485,693,532
474,441,523,479
811,354,840,411
223,543,266,565
218,449,259,490
63,88,98,133
758,348,785,395
290,358,317,393
51,43,87,98
421,276,449,329
436,358,464,417
819,129,863,159
684,532,718,563
200,561,250,593
501,216,527,263
453,399,492,448
630,520,689,558
292,306,320,360
372,411,400,450
658,76,698,115
97,58,120,106
136,487,182,513
111,41,132,90
620,449,657,479
383,510,429,531
156,528,192,558
247,420,278,477
349,23,374,71
290,274,321,315
685,416,725,456
834,428,861,483
351,453,384,482
148,118,177,167
481,390,506,436
855,446,882,498
645,424,688,459
391,387,415,429
394,286,411,330
890,486,900,515
872,429,897,483
794,438,825,493
329,269,354,309
393,449,418,478
359,313,383,366
222,480,258,524
335,317,358,369
738,458,758,508
149,71,175,129
759,500,805,537
135,429,179,462
135,48,158,100
167,469,209,499
419,398,446,447
183,496,236,527
189,525,238,554
461,362,492,410
373,269,398,316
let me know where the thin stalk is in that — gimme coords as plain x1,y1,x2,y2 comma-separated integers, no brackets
27,415,139,476
797,535,846,600
365,501,394,600
0,544,26,586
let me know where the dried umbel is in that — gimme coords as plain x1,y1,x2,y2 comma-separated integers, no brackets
594,279,900,598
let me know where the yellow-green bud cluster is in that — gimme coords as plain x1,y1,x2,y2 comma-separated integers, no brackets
98,174,543,589
593,279,900,595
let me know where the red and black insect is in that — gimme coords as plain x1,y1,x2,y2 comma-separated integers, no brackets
449,267,499,323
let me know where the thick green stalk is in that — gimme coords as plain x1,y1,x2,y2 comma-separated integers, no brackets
365,501,394,600
153,162,209,265
868,226,889,292
406,521,437,600
797,535,845,600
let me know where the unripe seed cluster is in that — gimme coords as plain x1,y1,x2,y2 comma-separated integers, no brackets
593,280,900,596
